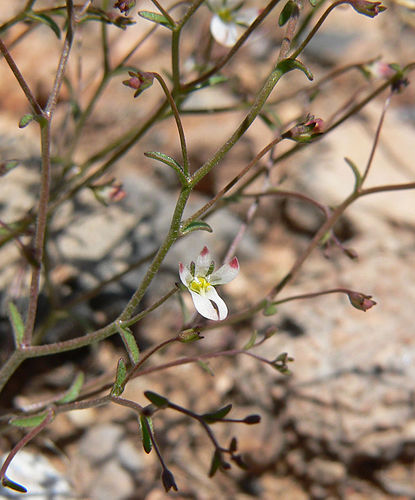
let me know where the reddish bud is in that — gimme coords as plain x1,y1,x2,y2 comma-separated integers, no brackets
350,0,386,17
348,292,377,312
113,0,136,15
122,70,154,98
283,115,324,143
91,179,126,205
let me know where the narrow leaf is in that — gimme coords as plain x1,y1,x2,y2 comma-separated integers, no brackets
209,449,222,477
144,151,188,185
276,58,313,81
243,330,257,350
26,13,61,38
10,412,49,428
111,358,127,396
115,323,139,364
197,360,214,376
344,157,362,191
144,391,169,408
57,372,85,403
279,0,298,26
0,160,19,177
201,403,232,423
139,415,153,453
2,477,27,493
263,303,278,316
8,302,25,346
180,220,213,236
138,10,174,29
19,114,34,129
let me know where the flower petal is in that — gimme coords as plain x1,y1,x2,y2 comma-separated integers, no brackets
234,8,259,27
195,246,211,276
210,15,238,47
179,262,192,287
205,286,228,320
189,287,228,321
209,257,239,285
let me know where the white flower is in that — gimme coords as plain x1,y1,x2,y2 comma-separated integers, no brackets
179,246,239,321
207,0,259,47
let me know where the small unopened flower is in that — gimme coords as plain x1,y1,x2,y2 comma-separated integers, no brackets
348,292,377,312
207,0,259,47
350,0,386,18
122,70,154,98
363,60,397,80
91,179,126,205
179,246,239,321
113,0,136,15
283,115,324,143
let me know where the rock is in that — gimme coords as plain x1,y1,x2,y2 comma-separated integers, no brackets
79,424,124,463
90,460,134,500
307,458,346,486
0,450,73,499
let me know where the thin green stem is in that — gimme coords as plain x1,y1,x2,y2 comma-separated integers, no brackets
122,287,178,328
182,0,282,92
150,0,176,26
45,0,74,117
118,186,192,321
361,89,392,184
23,121,52,346
191,66,288,187
0,408,54,485
272,287,356,306
185,134,283,225
290,0,347,60
153,72,189,173
0,37,43,116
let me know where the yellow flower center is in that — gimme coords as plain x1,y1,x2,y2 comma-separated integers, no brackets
218,7,233,23
189,276,211,295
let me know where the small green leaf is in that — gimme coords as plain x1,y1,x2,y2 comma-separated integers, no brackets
144,151,188,185
139,415,153,453
201,403,232,423
0,160,19,176
138,10,174,29
19,114,34,129
197,360,214,376
111,358,127,396
279,0,298,26
10,412,49,428
180,220,213,236
116,322,140,364
263,303,278,316
26,12,61,38
2,477,27,493
8,302,25,346
57,372,85,403
144,391,169,408
243,330,257,350
344,157,362,191
209,449,222,477
276,58,313,81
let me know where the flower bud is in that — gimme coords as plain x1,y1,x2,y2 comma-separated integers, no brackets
350,0,386,18
91,179,126,205
122,70,154,98
348,292,377,311
363,60,396,80
283,115,324,143
113,0,136,15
